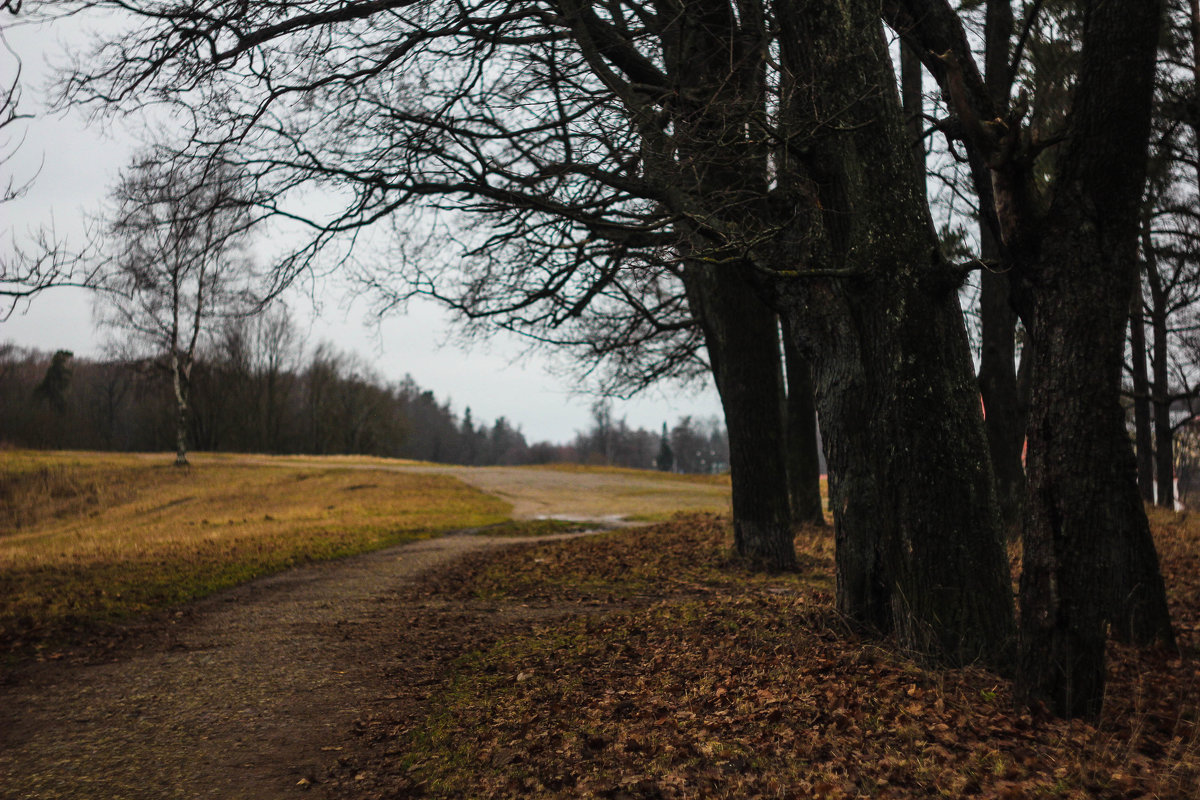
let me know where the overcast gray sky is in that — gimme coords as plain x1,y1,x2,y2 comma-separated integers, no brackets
0,11,722,444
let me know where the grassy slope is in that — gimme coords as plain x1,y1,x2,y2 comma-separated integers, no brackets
391,515,1200,800
528,462,733,485
0,450,510,651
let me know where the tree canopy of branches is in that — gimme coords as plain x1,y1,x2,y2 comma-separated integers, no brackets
0,20,108,319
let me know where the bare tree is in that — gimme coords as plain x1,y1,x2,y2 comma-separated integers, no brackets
1124,0,1200,510
96,153,258,465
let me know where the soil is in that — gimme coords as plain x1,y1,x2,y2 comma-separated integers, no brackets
0,530,600,800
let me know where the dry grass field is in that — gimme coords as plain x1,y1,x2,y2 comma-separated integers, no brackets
0,450,511,653
0,450,732,657
220,457,734,521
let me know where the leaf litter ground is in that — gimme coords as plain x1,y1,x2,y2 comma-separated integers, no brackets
328,513,1200,800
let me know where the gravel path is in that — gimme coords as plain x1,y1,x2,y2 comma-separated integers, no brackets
0,532,589,800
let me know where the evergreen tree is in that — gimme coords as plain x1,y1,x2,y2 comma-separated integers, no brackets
656,422,674,472
33,350,73,414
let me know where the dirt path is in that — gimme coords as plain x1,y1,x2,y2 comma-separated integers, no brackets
0,531,594,800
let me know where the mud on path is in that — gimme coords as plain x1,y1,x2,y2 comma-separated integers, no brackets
0,530,603,800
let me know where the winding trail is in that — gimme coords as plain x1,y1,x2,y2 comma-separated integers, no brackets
0,533,575,800
0,460,728,799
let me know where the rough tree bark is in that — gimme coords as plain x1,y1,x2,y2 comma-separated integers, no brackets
667,0,796,570
1013,0,1175,717
1020,239,1174,715
774,0,1014,668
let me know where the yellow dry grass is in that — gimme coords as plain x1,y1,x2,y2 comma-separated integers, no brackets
178,458,734,521
0,450,510,648
444,464,732,521
530,461,733,485
0,450,741,654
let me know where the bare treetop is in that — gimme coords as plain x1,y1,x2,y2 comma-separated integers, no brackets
0,21,106,319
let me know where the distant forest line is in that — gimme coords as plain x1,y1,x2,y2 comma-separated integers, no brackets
0,324,732,473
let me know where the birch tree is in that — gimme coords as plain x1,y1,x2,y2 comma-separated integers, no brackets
96,154,257,465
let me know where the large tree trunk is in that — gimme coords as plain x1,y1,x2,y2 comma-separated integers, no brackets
782,318,825,526
683,266,796,570
978,234,1027,538
1019,255,1174,717
1016,0,1174,718
775,0,1014,669
795,281,1014,667
665,0,796,571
